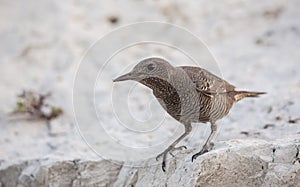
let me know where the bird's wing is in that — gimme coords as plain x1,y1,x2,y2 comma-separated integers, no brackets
179,66,235,96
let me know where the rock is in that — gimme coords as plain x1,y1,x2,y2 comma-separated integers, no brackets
0,139,299,186
0,159,122,187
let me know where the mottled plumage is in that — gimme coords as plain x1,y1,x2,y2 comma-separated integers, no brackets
113,57,265,172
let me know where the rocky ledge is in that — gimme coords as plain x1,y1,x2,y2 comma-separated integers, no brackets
1,138,299,187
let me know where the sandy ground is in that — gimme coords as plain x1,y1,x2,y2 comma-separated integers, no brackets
0,0,300,166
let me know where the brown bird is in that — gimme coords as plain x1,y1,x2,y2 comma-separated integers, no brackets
113,57,265,172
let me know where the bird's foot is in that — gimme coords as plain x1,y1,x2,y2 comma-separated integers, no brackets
156,145,187,172
192,142,214,162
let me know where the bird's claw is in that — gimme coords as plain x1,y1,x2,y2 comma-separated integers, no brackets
156,152,165,161
192,142,214,162
192,148,208,162
155,151,168,172
162,160,166,172
156,145,188,172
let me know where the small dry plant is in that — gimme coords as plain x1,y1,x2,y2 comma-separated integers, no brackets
11,90,63,121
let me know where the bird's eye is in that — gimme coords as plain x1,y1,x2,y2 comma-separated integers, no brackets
147,63,155,71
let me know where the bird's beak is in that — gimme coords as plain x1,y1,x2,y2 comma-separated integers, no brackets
113,72,134,82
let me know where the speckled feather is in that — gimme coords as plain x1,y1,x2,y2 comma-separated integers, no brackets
180,66,235,95
140,65,237,124
141,77,182,121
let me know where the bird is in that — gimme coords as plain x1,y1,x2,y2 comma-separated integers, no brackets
113,57,265,172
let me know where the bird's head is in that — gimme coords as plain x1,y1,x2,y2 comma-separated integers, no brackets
113,57,173,83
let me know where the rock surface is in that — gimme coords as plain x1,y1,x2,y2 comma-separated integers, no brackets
1,139,299,187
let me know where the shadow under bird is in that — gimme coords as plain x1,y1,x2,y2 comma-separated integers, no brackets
113,57,265,172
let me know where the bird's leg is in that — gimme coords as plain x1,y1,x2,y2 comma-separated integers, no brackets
192,122,217,162
156,124,192,172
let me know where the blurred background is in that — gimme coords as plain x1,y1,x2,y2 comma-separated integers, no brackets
0,0,299,166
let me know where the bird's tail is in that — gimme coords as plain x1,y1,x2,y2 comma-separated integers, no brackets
233,91,266,102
